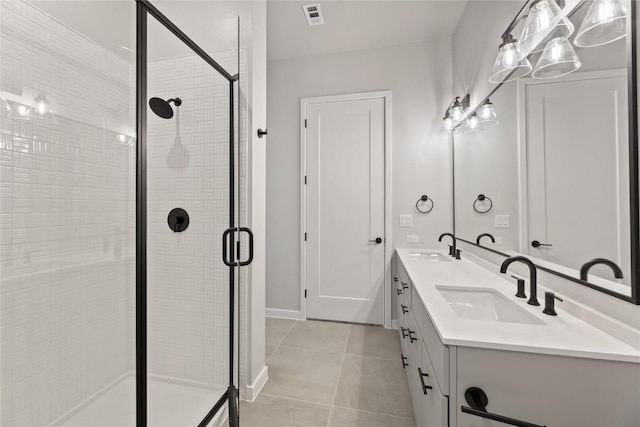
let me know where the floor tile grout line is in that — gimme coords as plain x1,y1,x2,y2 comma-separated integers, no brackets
327,324,351,427
259,392,333,408
331,404,416,421
266,318,298,363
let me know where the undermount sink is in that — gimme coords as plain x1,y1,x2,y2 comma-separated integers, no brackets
436,286,545,325
408,251,452,262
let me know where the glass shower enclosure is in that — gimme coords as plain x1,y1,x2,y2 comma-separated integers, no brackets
0,0,249,426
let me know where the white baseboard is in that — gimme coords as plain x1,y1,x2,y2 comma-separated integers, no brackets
266,308,304,320
391,319,399,330
242,365,269,402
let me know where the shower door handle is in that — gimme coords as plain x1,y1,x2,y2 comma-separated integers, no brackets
238,227,254,267
222,227,254,267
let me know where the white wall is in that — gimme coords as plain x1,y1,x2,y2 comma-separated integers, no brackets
266,40,453,315
452,0,640,329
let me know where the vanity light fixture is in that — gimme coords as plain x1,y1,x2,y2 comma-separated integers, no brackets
519,0,574,55
442,94,470,131
489,34,532,83
466,112,483,132
443,111,455,131
477,98,499,127
532,36,582,78
574,0,627,48
449,96,467,121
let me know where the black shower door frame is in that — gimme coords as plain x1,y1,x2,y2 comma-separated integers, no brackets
135,1,247,426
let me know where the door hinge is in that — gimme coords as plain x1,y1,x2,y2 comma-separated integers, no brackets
304,232,307,241
304,175,307,185
304,119,307,128
304,289,307,298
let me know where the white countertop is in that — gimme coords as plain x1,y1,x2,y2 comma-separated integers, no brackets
396,248,640,364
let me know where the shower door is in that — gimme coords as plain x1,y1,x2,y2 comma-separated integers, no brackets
137,2,247,426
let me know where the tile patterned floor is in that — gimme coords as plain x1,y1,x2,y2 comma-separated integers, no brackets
238,318,415,427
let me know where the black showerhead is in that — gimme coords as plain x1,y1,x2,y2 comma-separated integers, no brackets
149,97,182,119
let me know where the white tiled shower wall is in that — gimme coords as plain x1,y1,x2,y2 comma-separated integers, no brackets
1,1,249,425
146,51,238,385
0,1,135,426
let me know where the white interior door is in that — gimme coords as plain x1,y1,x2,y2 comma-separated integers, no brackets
525,73,630,283
304,96,385,324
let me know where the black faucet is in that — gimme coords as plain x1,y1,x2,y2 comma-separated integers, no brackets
476,233,496,245
500,256,539,306
438,233,456,257
579,258,624,281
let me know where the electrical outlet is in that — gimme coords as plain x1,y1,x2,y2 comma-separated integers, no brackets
407,235,419,243
399,214,413,227
494,214,510,229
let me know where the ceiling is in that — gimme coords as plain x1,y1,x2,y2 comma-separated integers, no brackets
267,0,468,61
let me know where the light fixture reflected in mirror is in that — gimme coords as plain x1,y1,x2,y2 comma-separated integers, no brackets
17,105,30,117
532,36,582,79
519,0,574,54
489,35,532,83
477,98,499,127
574,0,627,48
34,94,50,115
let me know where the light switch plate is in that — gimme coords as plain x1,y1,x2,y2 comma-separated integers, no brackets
407,234,419,243
494,214,510,229
399,214,413,227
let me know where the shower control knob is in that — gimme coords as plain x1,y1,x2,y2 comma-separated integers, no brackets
168,208,190,233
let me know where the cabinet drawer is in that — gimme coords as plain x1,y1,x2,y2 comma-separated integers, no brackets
420,344,448,427
405,313,423,426
397,261,412,307
412,289,449,395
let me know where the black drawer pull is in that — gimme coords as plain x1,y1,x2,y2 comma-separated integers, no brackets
401,304,409,314
401,327,408,338
461,387,546,427
418,367,432,395
402,282,409,290
408,329,417,343
397,288,402,295
401,355,408,368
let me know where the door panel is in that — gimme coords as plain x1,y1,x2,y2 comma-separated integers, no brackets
305,97,385,324
526,75,630,284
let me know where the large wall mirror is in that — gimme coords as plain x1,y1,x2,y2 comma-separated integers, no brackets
453,0,639,303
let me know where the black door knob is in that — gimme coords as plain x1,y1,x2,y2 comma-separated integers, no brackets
531,240,552,248
369,237,382,244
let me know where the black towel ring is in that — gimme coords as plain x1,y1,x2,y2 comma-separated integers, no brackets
416,195,434,214
473,194,493,214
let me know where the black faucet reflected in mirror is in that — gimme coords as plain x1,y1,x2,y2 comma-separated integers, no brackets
438,233,456,257
580,258,624,282
499,256,539,306
476,233,495,245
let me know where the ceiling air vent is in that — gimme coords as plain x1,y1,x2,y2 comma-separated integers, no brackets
302,3,324,26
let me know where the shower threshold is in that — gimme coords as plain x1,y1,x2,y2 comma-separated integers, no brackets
55,376,226,427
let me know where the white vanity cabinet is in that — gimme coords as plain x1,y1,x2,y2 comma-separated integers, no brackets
395,251,640,427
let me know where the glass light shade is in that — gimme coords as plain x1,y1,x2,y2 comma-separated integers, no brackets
461,114,483,133
443,116,454,131
450,105,463,121
574,0,627,48
489,40,532,83
477,100,499,127
532,37,582,79
519,0,574,54
17,105,30,117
